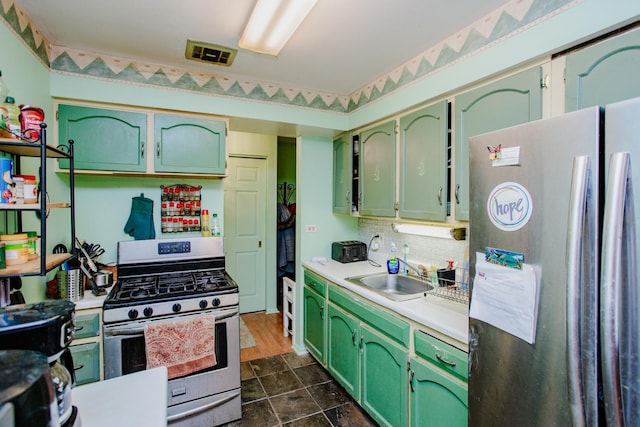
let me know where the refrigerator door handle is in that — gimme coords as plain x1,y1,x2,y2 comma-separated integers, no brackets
566,155,590,427
601,151,628,427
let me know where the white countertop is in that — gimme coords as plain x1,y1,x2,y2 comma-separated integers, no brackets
73,286,112,310
302,259,469,348
73,367,168,427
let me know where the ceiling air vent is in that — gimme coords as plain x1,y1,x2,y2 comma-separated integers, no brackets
185,40,237,67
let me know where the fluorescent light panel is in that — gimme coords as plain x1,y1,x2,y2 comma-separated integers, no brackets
392,223,466,240
239,0,318,56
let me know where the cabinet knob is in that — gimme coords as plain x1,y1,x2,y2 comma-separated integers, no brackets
157,142,161,158
455,184,460,204
437,187,443,205
141,142,145,158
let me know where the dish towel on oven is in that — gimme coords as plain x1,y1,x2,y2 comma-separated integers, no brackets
144,315,217,379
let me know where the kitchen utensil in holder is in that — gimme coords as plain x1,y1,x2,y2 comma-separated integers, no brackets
56,269,83,301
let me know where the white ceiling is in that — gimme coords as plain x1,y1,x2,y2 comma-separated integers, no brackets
16,0,509,96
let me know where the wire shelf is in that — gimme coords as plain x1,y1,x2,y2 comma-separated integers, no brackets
426,267,469,305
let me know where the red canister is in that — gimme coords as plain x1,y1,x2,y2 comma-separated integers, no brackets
19,105,45,141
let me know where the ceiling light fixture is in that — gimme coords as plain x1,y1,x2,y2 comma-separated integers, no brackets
239,0,318,56
391,223,467,240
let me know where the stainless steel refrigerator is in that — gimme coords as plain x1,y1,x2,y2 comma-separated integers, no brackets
467,97,640,426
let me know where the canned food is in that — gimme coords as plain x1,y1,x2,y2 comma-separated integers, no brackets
0,233,29,265
19,105,44,141
0,156,12,204
26,231,37,260
15,174,36,203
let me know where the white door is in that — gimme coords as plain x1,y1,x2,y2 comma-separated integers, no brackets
224,156,267,313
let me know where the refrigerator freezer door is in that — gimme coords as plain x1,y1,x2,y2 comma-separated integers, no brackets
603,97,640,427
468,107,601,426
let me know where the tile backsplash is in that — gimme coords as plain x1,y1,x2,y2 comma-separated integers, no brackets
357,218,468,271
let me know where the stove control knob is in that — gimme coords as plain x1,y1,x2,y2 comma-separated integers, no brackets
199,299,208,309
143,307,153,317
172,303,182,313
212,297,221,307
128,309,139,319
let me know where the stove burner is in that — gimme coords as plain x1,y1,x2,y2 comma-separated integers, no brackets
108,267,237,306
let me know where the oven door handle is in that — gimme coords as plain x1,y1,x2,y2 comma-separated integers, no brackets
104,308,239,336
166,390,240,423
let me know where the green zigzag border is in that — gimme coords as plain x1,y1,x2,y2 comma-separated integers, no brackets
2,0,573,113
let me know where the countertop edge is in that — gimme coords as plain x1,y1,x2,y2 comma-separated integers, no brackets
302,259,469,349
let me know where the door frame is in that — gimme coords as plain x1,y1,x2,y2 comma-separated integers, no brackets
225,132,279,315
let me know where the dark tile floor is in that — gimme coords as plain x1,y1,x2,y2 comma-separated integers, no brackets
223,352,378,426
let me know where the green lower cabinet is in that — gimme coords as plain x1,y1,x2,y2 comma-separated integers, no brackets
327,303,360,397
70,342,101,386
361,324,408,427
409,356,468,427
303,285,326,363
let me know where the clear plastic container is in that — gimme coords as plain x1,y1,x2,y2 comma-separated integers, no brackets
211,213,220,236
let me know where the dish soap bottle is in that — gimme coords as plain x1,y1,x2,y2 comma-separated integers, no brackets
387,243,399,274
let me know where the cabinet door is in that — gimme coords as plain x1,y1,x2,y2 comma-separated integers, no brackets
58,104,147,171
303,285,326,363
399,101,448,221
566,26,640,112
327,303,360,398
154,114,226,174
359,120,396,217
454,66,542,221
332,133,352,214
360,323,408,427
70,342,101,386
410,357,468,427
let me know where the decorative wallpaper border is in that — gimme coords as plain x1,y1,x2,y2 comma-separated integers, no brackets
1,0,576,113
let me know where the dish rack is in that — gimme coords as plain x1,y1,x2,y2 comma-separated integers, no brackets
426,267,469,305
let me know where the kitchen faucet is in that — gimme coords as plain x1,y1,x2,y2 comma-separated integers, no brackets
396,258,427,279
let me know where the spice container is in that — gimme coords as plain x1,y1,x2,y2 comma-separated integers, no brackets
0,233,29,265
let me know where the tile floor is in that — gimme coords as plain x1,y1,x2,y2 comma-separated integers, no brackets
223,352,378,426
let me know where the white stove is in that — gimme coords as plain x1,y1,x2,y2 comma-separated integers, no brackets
103,237,239,324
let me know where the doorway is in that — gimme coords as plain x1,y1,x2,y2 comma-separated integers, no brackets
224,156,267,313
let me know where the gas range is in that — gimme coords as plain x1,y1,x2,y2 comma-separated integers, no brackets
103,237,238,324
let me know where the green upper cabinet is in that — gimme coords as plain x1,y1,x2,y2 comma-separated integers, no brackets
454,66,542,221
58,104,147,172
359,120,396,217
154,114,226,174
399,101,448,221
332,133,352,214
565,26,640,112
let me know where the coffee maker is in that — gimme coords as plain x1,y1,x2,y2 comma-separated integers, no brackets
0,300,80,426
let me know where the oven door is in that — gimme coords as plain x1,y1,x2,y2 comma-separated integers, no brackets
103,306,239,382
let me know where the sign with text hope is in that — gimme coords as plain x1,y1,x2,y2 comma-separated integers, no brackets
487,182,532,232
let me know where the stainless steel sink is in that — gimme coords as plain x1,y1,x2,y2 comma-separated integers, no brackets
345,273,433,301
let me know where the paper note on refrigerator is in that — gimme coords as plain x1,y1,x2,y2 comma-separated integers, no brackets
469,252,540,344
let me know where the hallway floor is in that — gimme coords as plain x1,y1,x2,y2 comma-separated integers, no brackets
231,311,378,426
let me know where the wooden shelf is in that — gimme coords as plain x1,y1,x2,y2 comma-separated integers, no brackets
0,138,70,159
0,253,72,276
0,202,70,210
